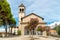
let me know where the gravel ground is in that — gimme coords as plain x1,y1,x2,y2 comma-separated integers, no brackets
0,35,60,40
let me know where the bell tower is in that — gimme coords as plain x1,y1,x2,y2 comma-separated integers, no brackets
19,3,25,22
18,4,25,30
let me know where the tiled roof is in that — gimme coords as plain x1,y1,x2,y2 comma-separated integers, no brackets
19,3,25,7
22,13,44,20
20,22,46,24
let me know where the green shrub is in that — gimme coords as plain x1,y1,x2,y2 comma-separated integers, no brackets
58,29,60,35
17,30,21,35
37,28,41,31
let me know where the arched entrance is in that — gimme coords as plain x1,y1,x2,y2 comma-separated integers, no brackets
24,27,30,35
24,27,36,35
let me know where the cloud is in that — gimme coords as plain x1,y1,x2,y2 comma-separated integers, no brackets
7,0,60,26
48,22,60,28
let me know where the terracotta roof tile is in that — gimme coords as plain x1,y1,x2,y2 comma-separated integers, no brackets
22,13,44,20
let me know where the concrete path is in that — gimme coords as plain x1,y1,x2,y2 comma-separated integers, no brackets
0,35,60,40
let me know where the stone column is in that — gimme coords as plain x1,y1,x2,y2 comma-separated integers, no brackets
21,26,24,35
36,31,38,35
9,27,11,33
42,31,47,36
12,28,15,34
15,28,18,35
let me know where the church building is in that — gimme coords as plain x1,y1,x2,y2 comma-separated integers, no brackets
18,4,48,35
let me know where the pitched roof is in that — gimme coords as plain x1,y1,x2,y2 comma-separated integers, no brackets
20,22,46,24
19,3,25,7
22,13,44,20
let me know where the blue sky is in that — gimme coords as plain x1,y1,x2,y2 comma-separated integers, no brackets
7,0,60,26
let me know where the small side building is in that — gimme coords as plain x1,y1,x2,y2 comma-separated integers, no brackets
9,26,18,35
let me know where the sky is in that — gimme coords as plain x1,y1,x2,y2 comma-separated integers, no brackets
7,0,60,26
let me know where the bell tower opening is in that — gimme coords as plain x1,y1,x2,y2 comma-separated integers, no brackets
20,8,24,13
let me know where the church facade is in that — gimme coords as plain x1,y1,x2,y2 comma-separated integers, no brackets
18,4,48,35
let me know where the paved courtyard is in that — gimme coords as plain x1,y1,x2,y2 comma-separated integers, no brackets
0,35,60,40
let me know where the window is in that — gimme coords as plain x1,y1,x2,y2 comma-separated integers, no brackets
21,18,23,21
22,9,24,12
20,9,24,12
20,9,21,12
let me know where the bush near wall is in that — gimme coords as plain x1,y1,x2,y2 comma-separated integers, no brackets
17,30,21,35
37,28,42,31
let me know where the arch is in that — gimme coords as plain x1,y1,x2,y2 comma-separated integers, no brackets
24,27,30,35
20,9,22,12
22,9,24,12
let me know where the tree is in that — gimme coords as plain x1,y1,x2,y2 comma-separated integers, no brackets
29,18,39,30
8,18,16,34
0,0,16,36
53,25,60,35
26,18,39,40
